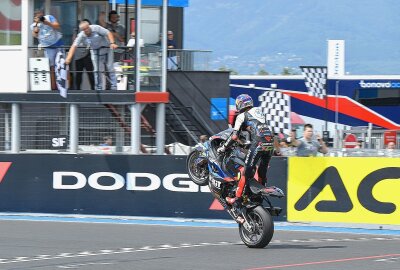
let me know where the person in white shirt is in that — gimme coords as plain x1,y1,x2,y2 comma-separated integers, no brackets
31,9,63,90
65,21,118,91
127,32,144,48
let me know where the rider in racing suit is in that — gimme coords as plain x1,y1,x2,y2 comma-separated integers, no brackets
217,94,281,206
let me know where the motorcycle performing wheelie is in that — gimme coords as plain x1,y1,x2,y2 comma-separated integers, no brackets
187,128,285,248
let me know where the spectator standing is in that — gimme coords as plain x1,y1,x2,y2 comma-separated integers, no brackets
96,11,107,28
354,140,363,149
127,32,144,48
65,21,118,91
167,30,177,49
386,141,396,150
199,135,208,143
166,30,178,70
194,135,208,149
72,19,94,90
385,141,397,157
106,10,126,61
290,124,328,156
31,9,64,90
155,33,162,46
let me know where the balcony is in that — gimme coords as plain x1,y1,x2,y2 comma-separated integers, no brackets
27,46,212,92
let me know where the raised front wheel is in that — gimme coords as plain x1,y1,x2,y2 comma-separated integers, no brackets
186,150,209,186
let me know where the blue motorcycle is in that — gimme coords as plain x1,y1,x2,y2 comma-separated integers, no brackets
187,128,284,248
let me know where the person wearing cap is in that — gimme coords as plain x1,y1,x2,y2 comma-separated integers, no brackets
167,30,177,49
167,30,178,70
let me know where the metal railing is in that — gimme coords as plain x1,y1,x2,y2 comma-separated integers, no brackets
0,103,156,154
28,46,212,91
280,147,400,157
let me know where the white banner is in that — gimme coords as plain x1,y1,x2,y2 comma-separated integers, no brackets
327,40,345,78
29,58,51,91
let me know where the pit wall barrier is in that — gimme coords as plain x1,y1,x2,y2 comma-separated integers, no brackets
0,155,286,220
0,155,398,225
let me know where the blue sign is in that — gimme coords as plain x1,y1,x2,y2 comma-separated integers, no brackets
210,98,227,120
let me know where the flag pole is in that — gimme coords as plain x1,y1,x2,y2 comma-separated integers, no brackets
324,80,328,132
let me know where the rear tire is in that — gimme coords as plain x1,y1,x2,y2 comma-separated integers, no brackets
239,206,274,248
186,150,209,186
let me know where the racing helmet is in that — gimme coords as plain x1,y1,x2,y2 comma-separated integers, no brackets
235,94,253,112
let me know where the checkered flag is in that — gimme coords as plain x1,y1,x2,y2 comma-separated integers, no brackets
300,66,327,99
258,90,291,135
55,50,68,98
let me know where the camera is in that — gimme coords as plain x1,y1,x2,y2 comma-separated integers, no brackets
39,16,45,22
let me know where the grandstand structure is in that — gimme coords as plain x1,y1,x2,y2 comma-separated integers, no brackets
0,0,230,154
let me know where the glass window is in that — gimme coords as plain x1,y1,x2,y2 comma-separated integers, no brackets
50,1,78,46
357,88,400,106
0,0,22,45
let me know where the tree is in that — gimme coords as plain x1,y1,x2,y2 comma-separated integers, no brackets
281,67,300,75
257,69,269,75
218,66,239,75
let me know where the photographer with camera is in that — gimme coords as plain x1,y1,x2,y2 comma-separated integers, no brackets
31,9,64,90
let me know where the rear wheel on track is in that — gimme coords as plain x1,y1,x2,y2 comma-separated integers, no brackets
239,206,274,248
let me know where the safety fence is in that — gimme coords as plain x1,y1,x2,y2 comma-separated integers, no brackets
1,101,398,156
0,103,137,153
28,46,212,91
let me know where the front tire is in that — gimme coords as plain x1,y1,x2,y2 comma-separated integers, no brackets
186,150,209,186
239,206,274,248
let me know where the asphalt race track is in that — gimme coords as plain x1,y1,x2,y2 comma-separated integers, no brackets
0,215,399,270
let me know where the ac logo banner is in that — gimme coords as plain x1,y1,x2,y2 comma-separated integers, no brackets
288,157,400,225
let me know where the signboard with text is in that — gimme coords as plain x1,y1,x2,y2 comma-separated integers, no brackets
29,57,51,91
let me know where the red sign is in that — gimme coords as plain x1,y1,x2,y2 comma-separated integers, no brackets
344,133,357,148
384,131,397,145
0,162,12,184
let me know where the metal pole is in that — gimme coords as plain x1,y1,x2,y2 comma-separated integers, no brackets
116,105,124,153
131,104,141,153
367,122,373,149
11,103,20,153
135,0,142,88
4,111,10,151
69,104,79,154
125,0,129,43
156,0,168,154
334,80,339,148
324,83,328,132
131,0,142,154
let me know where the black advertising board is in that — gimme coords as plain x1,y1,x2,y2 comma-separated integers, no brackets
0,155,287,220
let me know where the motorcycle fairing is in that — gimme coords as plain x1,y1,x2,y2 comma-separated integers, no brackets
248,178,285,198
